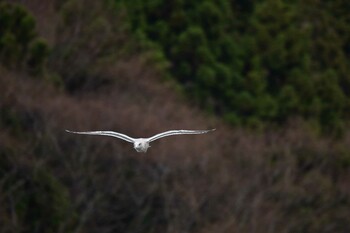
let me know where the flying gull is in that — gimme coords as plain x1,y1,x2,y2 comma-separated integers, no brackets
66,129,215,152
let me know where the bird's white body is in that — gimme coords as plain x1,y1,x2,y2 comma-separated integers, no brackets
133,139,151,152
66,129,215,153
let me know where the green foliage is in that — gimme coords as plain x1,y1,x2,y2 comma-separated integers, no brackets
278,85,299,119
114,0,350,133
0,2,49,74
0,151,75,232
27,38,50,74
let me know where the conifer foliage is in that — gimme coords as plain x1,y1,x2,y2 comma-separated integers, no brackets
116,0,350,133
0,2,49,74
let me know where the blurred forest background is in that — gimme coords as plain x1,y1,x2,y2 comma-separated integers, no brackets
1,0,350,232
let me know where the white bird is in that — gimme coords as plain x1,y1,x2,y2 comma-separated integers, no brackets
66,129,215,152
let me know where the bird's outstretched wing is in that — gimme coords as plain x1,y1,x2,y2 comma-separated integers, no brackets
148,129,215,142
65,130,135,143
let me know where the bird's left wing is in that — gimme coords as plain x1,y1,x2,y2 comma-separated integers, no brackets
148,129,215,142
65,130,135,143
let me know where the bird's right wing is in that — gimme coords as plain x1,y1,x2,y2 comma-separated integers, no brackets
65,130,135,143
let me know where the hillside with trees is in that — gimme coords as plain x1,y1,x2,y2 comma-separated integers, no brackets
1,0,350,233
116,0,350,134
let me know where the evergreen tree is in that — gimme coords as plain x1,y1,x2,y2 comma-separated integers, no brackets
114,0,350,133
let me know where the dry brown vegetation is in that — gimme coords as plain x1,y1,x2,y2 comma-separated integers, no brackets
1,1,350,233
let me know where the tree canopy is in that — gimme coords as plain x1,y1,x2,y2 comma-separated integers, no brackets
115,0,350,134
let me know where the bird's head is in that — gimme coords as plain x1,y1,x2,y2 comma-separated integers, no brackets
133,139,150,153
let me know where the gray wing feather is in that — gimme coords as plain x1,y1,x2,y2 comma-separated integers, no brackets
148,129,215,142
65,130,135,143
